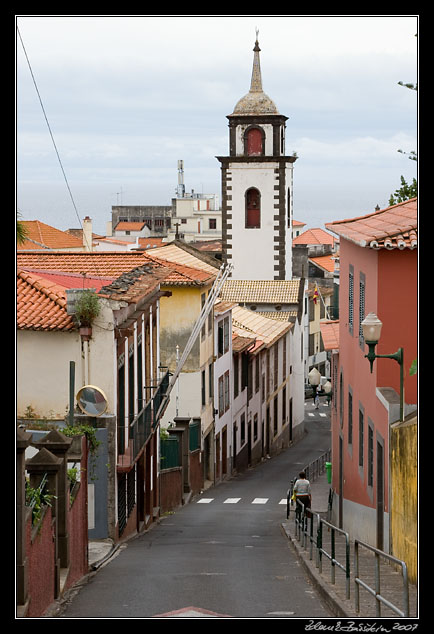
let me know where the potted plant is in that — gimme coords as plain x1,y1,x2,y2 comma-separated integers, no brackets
74,290,100,338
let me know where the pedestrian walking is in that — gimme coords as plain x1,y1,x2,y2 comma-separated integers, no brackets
314,385,321,409
293,471,312,516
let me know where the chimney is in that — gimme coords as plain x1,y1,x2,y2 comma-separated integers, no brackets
83,216,93,252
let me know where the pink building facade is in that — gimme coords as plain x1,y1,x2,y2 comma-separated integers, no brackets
326,199,417,551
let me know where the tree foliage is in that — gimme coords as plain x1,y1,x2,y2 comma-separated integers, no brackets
389,175,417,206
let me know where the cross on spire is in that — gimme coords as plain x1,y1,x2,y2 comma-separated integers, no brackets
250,31,262,92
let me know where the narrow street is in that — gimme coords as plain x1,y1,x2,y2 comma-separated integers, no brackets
59,404,333,619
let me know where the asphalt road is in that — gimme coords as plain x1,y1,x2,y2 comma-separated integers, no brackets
60,405,333,619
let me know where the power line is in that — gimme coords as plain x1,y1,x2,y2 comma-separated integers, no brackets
17,24,100,274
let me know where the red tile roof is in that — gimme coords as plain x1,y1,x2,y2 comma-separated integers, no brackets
325,198,417,250
114,221,146,231
309,254,337,273
137,237,167,249
16,252,148,277
17,269,75,332
17,220,84,250
19,270,113,292
293,228,336,246
16,251,216,289
319,320,340,351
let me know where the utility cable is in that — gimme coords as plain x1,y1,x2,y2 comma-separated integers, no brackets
17,24,100,277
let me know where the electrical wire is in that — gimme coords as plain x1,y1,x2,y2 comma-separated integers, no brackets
17,24,102,279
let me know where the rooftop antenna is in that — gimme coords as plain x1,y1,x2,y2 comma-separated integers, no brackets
112,186,126,205
177,160,185,198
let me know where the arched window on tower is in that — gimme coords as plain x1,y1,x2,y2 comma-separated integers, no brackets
245,188,261,228
245,127,264,156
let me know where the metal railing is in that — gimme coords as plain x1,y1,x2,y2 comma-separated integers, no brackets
294,499,351,600
118,369,171,468
303,449,331,483
286,471,410,613
354,539,409,618
318,517,351,599
153,369,170,424
286,448,331,519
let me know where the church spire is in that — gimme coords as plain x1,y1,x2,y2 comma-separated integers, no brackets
250,29,263,93
230,31,279,116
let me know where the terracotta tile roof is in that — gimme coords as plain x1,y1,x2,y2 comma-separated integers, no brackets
319,320,340,351
220,279,301,304
16,251,216,289
94,237,134,246
137,237,167,249
19,269,113,292
232,334,257,353
309,254,336,273
292,219,306,227
257,310,297,321
325,198,417,250
17,220,84,250
114,221,146,231
148,243,219,275
231,304,292,350
143,253,216,286
98,262,170,302
189,240,222,253
293,228,336,246
17,269,75,331
214,299,238,316
17,252,149,278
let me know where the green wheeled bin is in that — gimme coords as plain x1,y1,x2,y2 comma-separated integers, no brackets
325,462,332,484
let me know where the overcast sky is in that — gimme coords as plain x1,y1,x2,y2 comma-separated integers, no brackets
16,14,418,236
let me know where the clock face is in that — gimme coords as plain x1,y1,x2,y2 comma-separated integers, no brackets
76,385,108,417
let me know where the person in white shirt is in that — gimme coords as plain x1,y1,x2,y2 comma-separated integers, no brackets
293,471,312,514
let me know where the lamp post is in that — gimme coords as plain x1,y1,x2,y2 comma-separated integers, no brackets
361,312,404,422
323,380,332,405
308,367,321,405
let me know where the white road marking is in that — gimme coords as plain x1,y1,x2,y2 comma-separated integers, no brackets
223,497,241,504
252,498,269,504
197,498,214,503
279,499,287,504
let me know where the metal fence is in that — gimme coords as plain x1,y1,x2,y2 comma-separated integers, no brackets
189,420,200,452
294,499,351,600
153,369,170,424
286,450,410,617
354,539,409,618
160,436,180,470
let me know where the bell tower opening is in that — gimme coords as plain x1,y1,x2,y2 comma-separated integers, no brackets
245,126,264,156
245,187,261,228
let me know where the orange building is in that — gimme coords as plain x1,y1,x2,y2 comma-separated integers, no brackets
325,198,417,552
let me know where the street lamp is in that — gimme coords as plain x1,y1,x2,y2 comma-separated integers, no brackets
323,380,332,405
308,367,321,404
361,312,404,421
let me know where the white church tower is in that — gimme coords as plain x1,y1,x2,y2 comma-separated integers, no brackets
217,32,296,280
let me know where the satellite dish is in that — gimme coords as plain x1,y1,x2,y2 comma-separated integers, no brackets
76,385,108,417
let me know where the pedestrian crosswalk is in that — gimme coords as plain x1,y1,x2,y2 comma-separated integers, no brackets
197,497,287,505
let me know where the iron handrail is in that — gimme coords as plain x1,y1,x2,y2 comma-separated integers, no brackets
286,448,331,519
354,539,409,618
318,517,351,599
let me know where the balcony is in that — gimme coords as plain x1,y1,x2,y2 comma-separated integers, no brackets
117,369,170,470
